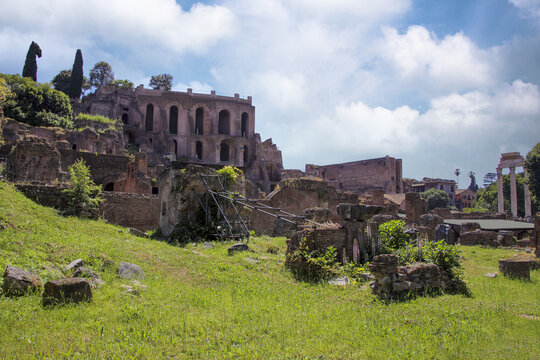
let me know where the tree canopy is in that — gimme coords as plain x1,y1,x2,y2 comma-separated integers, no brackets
22,41,42,81
0,73,73,128
149,73,173,90
420,188,450,210
525,142,540,205
112,79,134,90
69,49,84,98
89,61,114,89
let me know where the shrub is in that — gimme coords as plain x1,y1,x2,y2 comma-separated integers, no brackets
378,220,409,251
0,73,73,128
62,159,102,217
217,166,244,186
286,239,341,282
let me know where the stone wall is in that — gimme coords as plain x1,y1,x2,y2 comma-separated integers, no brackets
249,178,358,235
369,254,455,299
14,184,158,231
305,156,403,194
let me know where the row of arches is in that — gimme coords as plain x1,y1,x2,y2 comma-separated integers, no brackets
169,139,249,164
144,104,250,137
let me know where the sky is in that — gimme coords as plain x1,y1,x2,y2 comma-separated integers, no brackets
1,0,539,187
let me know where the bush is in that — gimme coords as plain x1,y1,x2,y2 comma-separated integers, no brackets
217,166,244,187
62,159,102,217
286,240,341,282
0,73,73,128
378,220,409,251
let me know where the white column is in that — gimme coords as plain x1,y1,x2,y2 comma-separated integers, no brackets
524,168,532,219
497,167,504,214
509,167,518,218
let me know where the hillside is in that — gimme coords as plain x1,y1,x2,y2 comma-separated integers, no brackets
0,181,538,359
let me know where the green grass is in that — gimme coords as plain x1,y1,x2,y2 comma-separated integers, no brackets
75,113,117,125
0,181,538,359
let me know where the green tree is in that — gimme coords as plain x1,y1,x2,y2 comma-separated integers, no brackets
112,79,134,90
68,49,84,98
62,159,102,217
52,69,91,96
149,73,173,90
420,188,450,210
89,61,114,89
52,70,72,94
524,142,540,205
22,41,42,81
0,73,73,128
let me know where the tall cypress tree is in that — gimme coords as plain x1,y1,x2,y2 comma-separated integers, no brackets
68,49,84,98
22,41,42,81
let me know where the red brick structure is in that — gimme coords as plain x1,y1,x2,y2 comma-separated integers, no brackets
305,155,403,194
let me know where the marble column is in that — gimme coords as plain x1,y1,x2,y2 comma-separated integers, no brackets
509,167,518,218
497,167,504,214
524,169,532,219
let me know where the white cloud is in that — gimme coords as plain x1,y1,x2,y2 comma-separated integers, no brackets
172,81,214,93
379,26,493,93
509,0,540,18
0,0,237,56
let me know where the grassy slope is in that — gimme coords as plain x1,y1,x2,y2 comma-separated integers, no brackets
0,181,538,359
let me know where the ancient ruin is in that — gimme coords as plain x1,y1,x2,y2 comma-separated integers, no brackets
497,152,532,220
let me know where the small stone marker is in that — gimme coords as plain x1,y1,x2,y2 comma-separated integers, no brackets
117,262,144,279
499,259,530,280
485,273,498,278
228,243,249,255
203,242,214,249
3,265,42,296
66,259,84,271
42,278,92,306
328,276,351,286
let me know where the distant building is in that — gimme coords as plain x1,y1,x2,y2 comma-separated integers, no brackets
412,178,457,207
456,188,476,210
304,156,403,194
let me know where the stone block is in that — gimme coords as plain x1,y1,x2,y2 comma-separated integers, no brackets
336,203,383,221
66,259,84,271
228,243,250,255
419,214,444,229
42,278,92,306
498,259,530,280
2,265,42,297
117,262,145,279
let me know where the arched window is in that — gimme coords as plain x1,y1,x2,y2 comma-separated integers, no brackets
243,145,248,164
241,112,248,137
196,141,203,160
145,104,154,132
218,110,230,135
220,141,229,161
169,106,178,134
195,107,204,135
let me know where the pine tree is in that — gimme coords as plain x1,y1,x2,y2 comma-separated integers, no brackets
69,49,84,98
22,41,42,81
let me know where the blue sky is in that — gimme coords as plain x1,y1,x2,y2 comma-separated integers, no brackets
1,0,539,186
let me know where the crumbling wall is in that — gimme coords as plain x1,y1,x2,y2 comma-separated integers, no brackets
249,178,358,235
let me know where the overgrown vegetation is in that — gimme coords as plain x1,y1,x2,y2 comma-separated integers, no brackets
217,165,244,186
286,239,341,282
76,113,117,125
0,182,538,359
0,73,73,128
378,219,409,251
62,159,102,217
525,142,540,206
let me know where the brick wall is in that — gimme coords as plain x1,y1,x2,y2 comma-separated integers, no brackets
15,184,158,231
